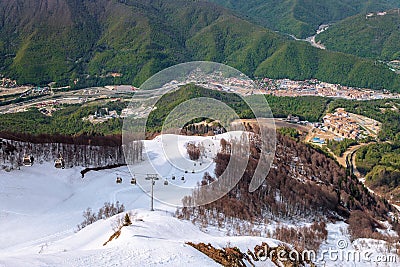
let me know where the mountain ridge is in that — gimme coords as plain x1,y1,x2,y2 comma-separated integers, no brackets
1,0,400,92
206,0,400,38
316,9,400,61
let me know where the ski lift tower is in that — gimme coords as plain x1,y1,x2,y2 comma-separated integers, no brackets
145,174,159,211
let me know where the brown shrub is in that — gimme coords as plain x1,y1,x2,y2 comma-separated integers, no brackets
186,142,200,160
348,210,385,241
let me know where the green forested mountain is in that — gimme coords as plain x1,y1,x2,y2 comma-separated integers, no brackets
316,9,400,60
255,41,400,90
206,0,400,38
1,0,400,92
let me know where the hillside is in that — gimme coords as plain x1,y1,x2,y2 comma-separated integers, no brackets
316,9,400,60
179,133,397,229
254,41,400,90
206,0,400,38
1,0,400,91
1,134,399,266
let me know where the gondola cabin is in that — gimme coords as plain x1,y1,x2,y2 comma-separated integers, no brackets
54,156,65,169
164,180,168,185
116,177,123,184
23,155,33,166
131,178,137,185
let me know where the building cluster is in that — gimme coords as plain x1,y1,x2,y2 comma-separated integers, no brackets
104,85,137,92
84,108,119,124
36,100,60,115
0,77,17,88
20,87,51,98
286,114,300,123
366,11,388,18
311,136,326,144
388,60,400,74
107,72,123,78
225,77,254,88
322,109,363,139
258,78,400,100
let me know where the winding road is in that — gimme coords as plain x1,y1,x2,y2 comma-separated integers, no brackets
345,143,400,211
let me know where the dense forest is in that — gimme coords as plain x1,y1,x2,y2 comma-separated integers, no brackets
0,101,127,136
0,0,400,91
264,95,329,121
207,0,400,38
356,143,400,202
145,84,252,133
316,9,400,60
326,138,358,156
145,85,331,134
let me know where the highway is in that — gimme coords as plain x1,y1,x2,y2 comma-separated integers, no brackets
0,87,134,114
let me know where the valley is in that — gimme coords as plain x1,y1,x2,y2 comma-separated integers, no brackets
1,1,400,266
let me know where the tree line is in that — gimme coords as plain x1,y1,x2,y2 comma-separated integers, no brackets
0,137,143,171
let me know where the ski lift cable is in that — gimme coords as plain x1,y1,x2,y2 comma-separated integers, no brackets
132,170,189,177
133,170,196,178
130,171,189,182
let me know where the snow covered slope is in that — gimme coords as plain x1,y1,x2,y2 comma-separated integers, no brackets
0,133,278,266
0,134,225,251
0,134,398,266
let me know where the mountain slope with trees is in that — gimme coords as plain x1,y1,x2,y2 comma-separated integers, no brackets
178,133,399,241
316,9,400,60
206,0,400,38
1,0,400,91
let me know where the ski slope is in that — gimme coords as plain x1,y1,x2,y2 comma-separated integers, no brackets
0,134,398,266
0,134,226,251
0,133,278,266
